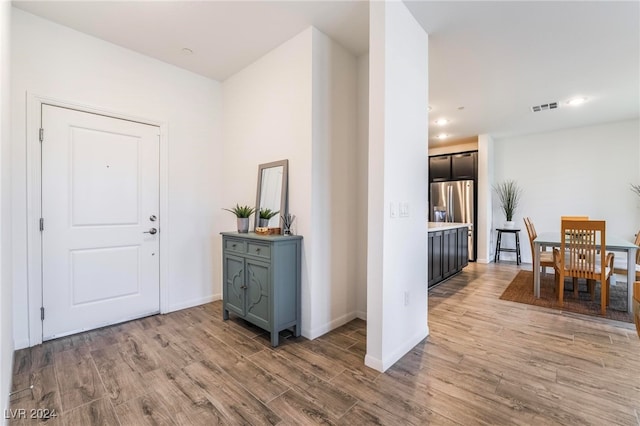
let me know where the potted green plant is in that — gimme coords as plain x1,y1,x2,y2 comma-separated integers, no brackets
493,180,522,228
632,183,640,198
258,208,279,228
223,204,255,233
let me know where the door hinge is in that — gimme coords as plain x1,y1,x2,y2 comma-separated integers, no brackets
40,307,45,321
39,128,44,142
39,218,44,231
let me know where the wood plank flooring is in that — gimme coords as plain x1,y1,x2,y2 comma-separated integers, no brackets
9,262,640,425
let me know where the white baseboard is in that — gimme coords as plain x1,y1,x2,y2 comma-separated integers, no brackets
167,293,220,313
303,311,360,340
355,310,367,321
476,257,491,264
364,353,383,371
14,338,30,351
365,326,429,372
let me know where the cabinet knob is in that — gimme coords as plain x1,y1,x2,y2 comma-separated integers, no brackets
232,244,237,248
240,285,247,290
256,248,261,252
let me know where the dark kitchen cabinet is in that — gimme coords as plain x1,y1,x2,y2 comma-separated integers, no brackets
429,151,477,182
429,155,451,182
442,229,458,279
428,225,469,288
457,226,469,269
451,152,477,180
428,230,444,285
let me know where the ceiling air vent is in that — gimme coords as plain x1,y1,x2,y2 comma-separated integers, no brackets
531,102,558,113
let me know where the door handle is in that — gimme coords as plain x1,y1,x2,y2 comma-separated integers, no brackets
144,228,158,235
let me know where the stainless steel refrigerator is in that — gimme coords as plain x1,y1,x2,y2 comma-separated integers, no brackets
430,180,475,261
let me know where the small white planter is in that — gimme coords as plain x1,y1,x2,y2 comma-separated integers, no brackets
504,221,515,229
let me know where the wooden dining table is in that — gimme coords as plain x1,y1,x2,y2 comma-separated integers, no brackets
533,232,638,313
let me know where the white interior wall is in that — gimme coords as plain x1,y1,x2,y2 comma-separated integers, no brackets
11,9,223,348
493,119,640,263
367,1,429,372
355,54,369,319
428,139,478,156
0,0,13,417
310,28,359,336
221,27,360,339
221,28,314,335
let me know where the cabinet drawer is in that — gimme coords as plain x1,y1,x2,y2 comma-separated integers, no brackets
247,242,271,259
224,238,246,254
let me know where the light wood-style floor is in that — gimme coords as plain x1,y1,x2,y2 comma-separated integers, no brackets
9,262,640,425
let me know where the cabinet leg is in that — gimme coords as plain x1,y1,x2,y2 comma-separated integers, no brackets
294,325,301,338
271,332,279,347
223,309,229,321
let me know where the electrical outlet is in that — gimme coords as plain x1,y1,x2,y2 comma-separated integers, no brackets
404,291,410,306
390,202,397,218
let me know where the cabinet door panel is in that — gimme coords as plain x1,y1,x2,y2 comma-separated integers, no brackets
430,231,443,284
458,227,469,268
443,229,458,278
246,260,270,330
428,233,435,285
224,254,245,316
451,152,476,179
429,155,451,182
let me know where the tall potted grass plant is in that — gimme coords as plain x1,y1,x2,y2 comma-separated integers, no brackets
493,180,522,228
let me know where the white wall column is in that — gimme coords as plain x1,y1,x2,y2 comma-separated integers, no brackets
0,0,12,415
366,0,429,372
477,133,494,263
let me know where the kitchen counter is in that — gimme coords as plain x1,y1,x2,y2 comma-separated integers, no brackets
428,222,471,231
427,223,469,288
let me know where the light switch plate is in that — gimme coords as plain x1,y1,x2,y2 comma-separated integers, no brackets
400,202,410,217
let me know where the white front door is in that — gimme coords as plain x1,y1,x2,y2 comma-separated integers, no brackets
41,105,160,340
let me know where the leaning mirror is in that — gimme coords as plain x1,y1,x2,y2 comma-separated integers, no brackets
255,159,288,230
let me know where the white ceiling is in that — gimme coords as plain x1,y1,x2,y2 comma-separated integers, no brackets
12,1,640,145
406,1,640,144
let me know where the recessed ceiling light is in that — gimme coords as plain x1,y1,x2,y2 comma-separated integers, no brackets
181,47,194,55
457,106,465,110
566,97,588,106
436,133,448,140
434,118,449,126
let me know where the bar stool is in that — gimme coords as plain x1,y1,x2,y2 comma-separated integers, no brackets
494,228,521,265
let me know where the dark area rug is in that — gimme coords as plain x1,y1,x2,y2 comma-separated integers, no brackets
500,270,633,323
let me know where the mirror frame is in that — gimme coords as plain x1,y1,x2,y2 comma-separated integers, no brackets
255,159,288,230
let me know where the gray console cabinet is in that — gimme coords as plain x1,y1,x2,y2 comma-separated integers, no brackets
221,232,302,347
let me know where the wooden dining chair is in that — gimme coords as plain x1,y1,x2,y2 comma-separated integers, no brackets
558,219,615,315
634,281,640,337
612,231,640,281
552,248,563,294
561,215,589,221
524,217,555,280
